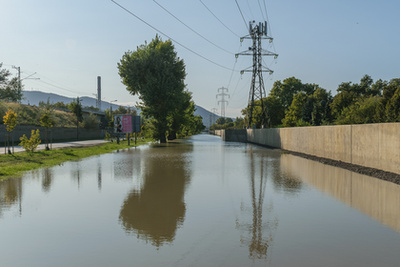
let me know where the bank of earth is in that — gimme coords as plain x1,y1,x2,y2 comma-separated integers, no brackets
0,139,151,180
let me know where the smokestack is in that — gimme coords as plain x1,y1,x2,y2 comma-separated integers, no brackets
97,76,101,110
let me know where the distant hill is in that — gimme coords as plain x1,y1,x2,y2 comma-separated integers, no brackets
22,91,123,112
21,91,219,128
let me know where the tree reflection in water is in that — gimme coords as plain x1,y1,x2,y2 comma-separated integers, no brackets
41,168,53,193
0,178,22,217
119,143,192,247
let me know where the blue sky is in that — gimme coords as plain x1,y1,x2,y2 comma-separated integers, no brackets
1,0,399,117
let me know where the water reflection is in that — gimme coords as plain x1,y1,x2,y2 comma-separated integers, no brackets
71,161,82,188
0,178,22,217
238,148,278,261
97,163,102,191
281,154,400,232
41,168,53,193
119,143,192,247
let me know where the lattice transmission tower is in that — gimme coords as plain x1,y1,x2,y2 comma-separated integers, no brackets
236,21,278,128
216,87,229,119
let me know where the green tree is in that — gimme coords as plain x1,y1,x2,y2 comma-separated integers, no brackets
19,129,41,153
282,92,308,127
68,97,83,122
168,91,193,139
39,98,55,150
114,105,137,115
118,35,186,143
52,101,69,110
269,77,304,111
82,113,100,129
232,117,244,129
265,95,285,127
40,113,54,150
336,96,381,125
3,108,18,154
385,87,400,122
0,64,22,103
215,117,226,125
68,97,83,140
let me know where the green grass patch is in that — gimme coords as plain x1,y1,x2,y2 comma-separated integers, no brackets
0,138,152,180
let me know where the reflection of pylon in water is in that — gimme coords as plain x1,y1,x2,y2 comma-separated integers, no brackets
237,151,277,260
236,21,278,128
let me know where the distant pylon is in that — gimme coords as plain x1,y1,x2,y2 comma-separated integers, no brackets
236,21,278,128
216,87,229,119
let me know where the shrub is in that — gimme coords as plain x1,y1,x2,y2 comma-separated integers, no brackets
19,129,41,153
83,113,100,129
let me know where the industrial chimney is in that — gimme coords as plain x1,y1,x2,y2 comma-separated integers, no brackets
97,76,101,110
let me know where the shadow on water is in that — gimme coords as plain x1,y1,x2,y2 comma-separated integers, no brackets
119,142,193,247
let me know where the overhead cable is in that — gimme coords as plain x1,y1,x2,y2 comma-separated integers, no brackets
235,0,249,31
258,0,266,21
152,0,233,55
199,0,240,38
110,0,233,71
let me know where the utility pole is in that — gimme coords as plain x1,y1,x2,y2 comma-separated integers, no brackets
76,97,80,141
12,66,21,103
236,21,278,128
216,87,229,119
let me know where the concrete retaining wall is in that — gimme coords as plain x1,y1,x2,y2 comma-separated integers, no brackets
221,129,247,142
221,123,400,175
245,123,400,175
0,125,105,144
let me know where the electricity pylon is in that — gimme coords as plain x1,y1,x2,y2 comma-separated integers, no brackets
236,21,278,128
216,87,229,119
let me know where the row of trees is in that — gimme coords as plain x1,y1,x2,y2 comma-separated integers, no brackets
238,75,400,128
2,108,50,153
118,35,205,143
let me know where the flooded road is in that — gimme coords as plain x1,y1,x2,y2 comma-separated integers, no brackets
1,134,400,267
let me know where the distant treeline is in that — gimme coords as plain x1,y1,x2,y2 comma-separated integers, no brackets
212,75,400,129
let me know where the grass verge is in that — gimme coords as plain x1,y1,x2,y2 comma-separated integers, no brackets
0,139,152,180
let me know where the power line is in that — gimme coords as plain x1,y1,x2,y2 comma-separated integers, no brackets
152,0,233,55
258,0,266,21
235,0,249,31
110,0,233,71
246,0,255,20
35,79,81,95
263,0,276,53
199,0,240,38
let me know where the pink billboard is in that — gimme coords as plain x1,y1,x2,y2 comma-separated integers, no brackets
114,115,132,133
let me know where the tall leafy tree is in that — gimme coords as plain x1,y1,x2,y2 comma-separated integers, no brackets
3,109,18,154
282,92,308,127
68,97,83,140
0,64,22,103
118,35,186,143
270,77,303,112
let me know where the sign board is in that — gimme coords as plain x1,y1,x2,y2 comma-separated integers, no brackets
114,115,141,134
132,115,141,133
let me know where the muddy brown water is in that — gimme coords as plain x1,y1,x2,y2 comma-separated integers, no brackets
1,134,399,267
